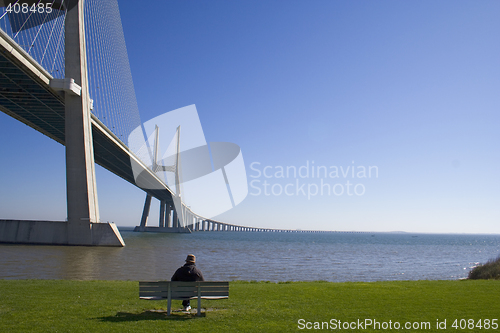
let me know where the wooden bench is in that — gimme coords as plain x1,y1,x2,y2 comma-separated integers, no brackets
139,281,229,316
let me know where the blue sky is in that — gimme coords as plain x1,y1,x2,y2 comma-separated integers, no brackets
1,1,499,233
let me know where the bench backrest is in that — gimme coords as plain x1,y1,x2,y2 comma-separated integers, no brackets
139,281,229,299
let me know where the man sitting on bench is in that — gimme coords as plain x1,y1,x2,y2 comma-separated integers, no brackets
171,254,205,311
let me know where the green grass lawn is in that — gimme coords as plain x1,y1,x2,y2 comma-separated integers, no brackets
0,280,499,332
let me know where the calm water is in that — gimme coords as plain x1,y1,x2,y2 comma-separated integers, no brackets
0,230,499,282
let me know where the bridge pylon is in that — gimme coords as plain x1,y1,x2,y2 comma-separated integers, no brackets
134,125,190,233
63,0,123,246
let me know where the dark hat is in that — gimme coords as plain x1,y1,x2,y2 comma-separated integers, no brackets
185,254,196,263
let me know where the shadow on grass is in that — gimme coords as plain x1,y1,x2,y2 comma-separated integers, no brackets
95,310,205,322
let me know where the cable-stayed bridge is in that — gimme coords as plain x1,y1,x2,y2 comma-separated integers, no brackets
0,0,307,247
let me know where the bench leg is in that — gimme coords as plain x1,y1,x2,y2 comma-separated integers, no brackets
197,284,202,316
167,284,171,315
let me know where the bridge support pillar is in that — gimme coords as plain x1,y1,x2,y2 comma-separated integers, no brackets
64,0,123,246
165,203,171,228
173,210,178,228
159,200,166,228
139,194,152,231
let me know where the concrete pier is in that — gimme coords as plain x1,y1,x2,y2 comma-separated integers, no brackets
0,220,124,246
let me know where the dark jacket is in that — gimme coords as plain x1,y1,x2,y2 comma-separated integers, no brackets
171,263,205,282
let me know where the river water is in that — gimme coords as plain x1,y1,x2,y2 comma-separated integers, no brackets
0,230,499,282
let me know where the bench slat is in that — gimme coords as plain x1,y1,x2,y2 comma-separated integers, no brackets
140,281,228,285
140,296,228,300
140,287,229,293
145,286,229,291
140,290,229,296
